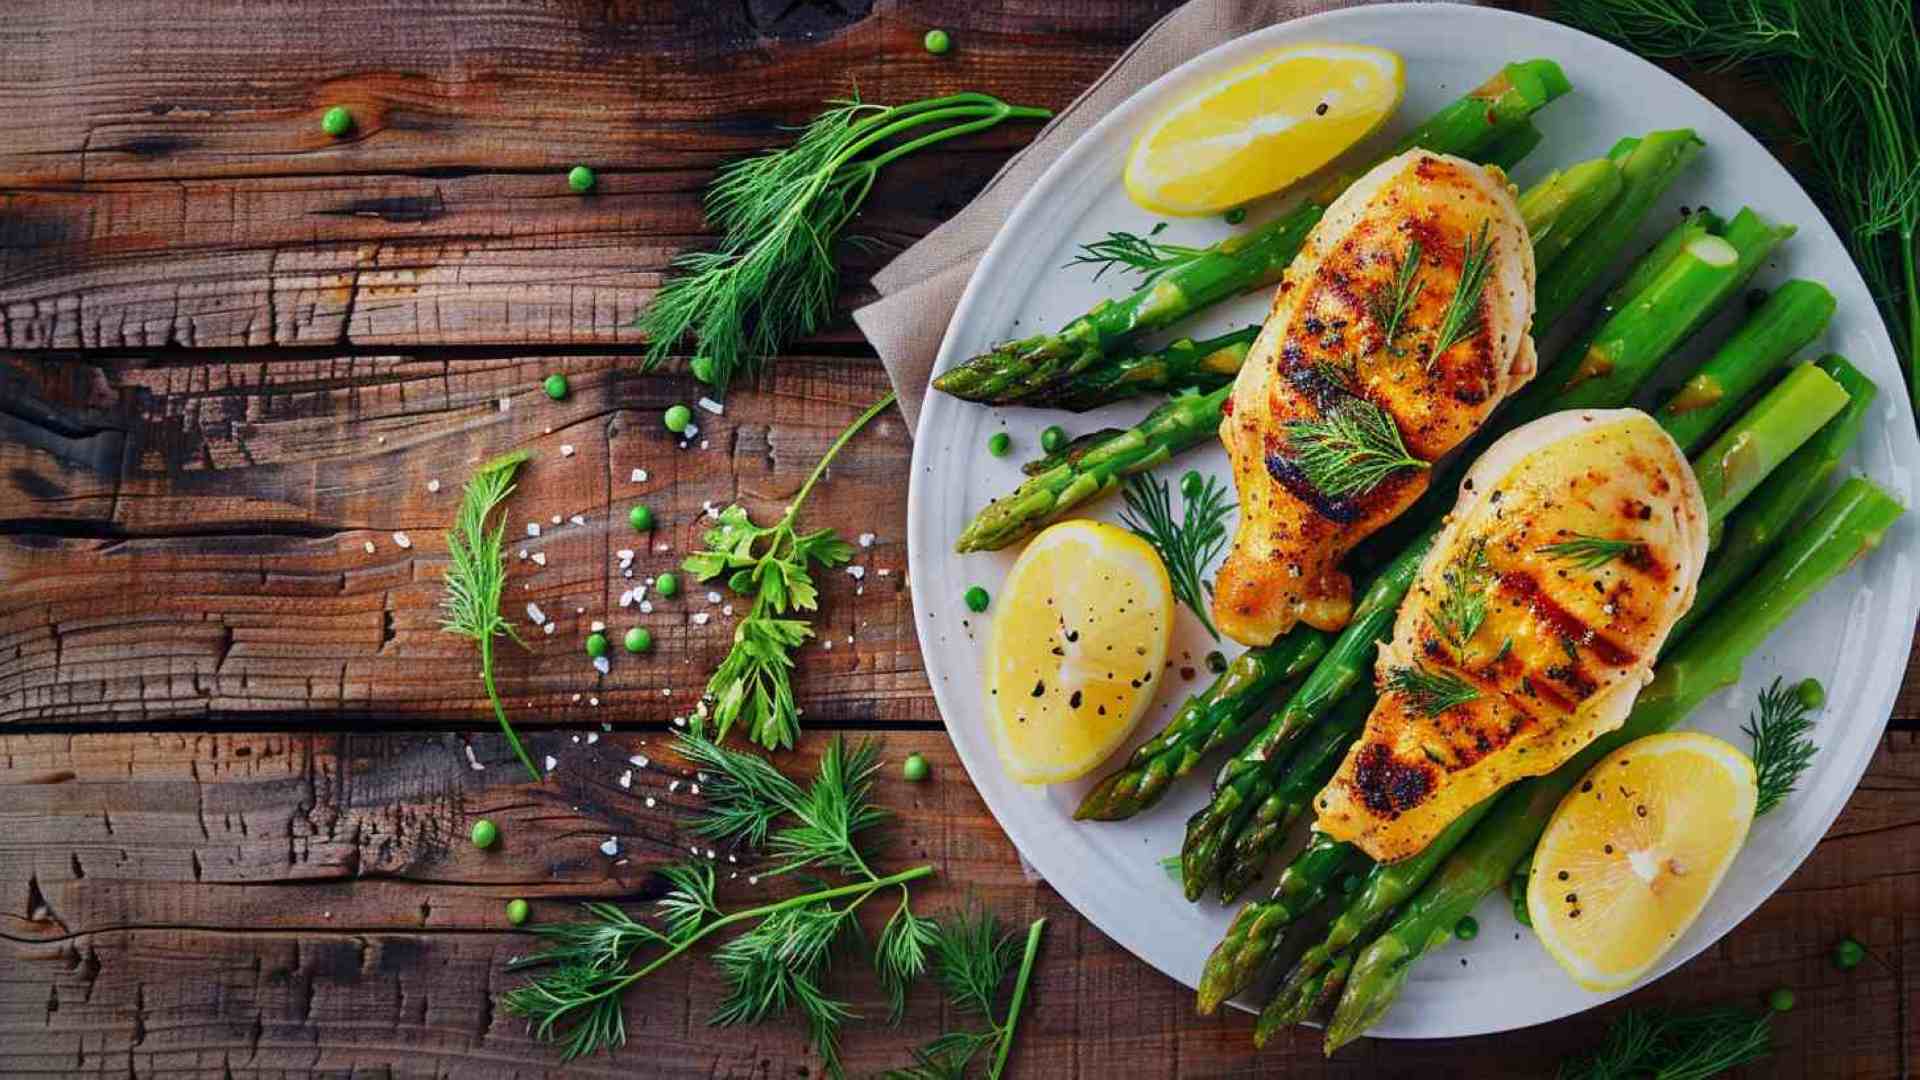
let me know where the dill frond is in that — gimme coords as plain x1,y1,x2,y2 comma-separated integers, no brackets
1119,471,1236,640
439,449,540,781
1284,398,1428,500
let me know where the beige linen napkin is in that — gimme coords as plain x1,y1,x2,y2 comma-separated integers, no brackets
854,0,1458,432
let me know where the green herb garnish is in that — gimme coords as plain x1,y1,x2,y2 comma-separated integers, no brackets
1119,471,1235,640
1429,220,1495,365
884,908,1048,1080
1433,537,1494,650
636,94,1049,391
440,450,540,781
1369,235,1426,353
1284,397,1428,499
1558,1005,1772,1080
502,734,937,1072
1743,676,1821,815
683,393,894,749
1539,533,1642,570
1066,222,1209,284
1385,662,1480,717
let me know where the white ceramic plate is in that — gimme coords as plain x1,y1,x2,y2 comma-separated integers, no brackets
906,3,1920,1039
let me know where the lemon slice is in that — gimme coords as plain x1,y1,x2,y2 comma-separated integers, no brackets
986,520,1174,784
1528,733,1758,991
1123,43,1404,216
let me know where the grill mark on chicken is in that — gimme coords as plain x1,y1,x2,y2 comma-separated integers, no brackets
1351,742,1436,817
1497,570,1636,670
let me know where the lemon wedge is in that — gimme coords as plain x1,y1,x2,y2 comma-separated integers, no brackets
1528,733,1758,992
986,520,1173,784
1123,43,1404,216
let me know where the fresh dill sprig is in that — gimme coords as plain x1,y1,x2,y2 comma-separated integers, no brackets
501,735,937,1074
1558,1005,1772,1080
1429,220,1495,365
1284,398,1428,499
684,392,896,749
1066,222,1210,284
1539,533,1643,570
439,449,541,781
1385,662,1481,717
1433,537,1494,650
1555,0,1918,411
636,93,1050,392
1742,677,1822,815
1119,471,1236,640
1369,235,1426,353
884,908,1048,1080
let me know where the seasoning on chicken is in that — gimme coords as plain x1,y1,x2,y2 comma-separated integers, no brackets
1315,408,1709,863
1214,149,1538,646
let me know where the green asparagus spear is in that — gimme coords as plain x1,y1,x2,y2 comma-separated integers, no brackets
1194,830,1363,1014
1666,355,1877,649
1217,688,1377,901
1480,121,1545,173
1523,158,1625,273
1324,477,1906,1053
1659,280,1836,453
1037,325,1259,411
1181,207,1788,901
1075,630,1331,821
1694,363,1851,537
1534,129,1706,328
934,60,1571,406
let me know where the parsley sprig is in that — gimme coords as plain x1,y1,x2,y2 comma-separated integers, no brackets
685,392,895,749
501,733,937,1073
439,449,541,781
1743,677,1822,815
1119,471,1236,640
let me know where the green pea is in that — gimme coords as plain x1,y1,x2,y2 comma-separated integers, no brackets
963,585,990,613
1040,425,1067,453
506,898,530,925
624,626,652,653
1766,987,1795,1012
1181,469,1205,499
903,753,929,782
655,572,680,598
923,28,951,54
470,819,499,849
987,431,1012,457
690,355,717,384
543,373,569,401
1205,650,1228,674
1833,936,1865,970
586,632,609,659
664,404,693,433
1453,915,1478,941
321,106,353,137
1795,677,1825,710
628,504,654,531
1224,207,1247,225
567,165,595,193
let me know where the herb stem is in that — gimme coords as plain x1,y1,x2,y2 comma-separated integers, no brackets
789,391,898,514
480,635,539,780
989,917,1048,1080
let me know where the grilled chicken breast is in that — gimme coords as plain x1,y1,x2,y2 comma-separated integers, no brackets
1215,149,1538,645
1315,409,1709,863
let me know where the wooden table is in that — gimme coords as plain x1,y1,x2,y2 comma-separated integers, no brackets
2,2,1914,1076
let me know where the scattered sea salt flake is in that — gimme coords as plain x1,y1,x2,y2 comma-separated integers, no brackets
690,784,700,795
592,656,610,675
684,422,700,439
692,612,711,626
655,542,671,553
589,696,599,706
464,744,486,771
702,501,720,519
590,620,605,633
527,603,547,625
518,549,528,560
669,780,681,793
560,444,576,458
618,770,632,789
363,540,376,554
700,439,710,450
544,622,557,635
630,468,648,483
587,732,599,744
616,548,634,563
544,755,558,772
846,566,866,580
705,849,716,860
706,591,722,604
618,589,635,608
573,693,582,702
878,568,892,577
570,514,586,526
629,753,650,768
823,640,832,650
530,552,547,566
498,396,511,413
571,735,579,743
858,533,875,548
551,515,562,525
723,605,733,616
527,522,541,537
390,531,411,549
640,601,654,614
645,796,657,808
698,397,725,415
427,479,441,493
673,714,686,726
600,836,620,856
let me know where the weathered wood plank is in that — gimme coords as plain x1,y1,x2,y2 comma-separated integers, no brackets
0,1,1165,350
1,353,926,726
1,729,1914,1077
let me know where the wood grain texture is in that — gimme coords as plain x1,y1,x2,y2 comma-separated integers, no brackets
2,729,1914,1078
1,352,925,727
